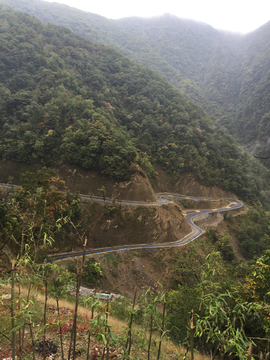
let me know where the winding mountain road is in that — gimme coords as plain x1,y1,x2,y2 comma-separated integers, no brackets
0,183,243,261
50,193,243,262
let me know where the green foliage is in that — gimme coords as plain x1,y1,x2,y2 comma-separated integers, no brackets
97,185,106,202
194,253,261,360
1,167,82,260
135,152,155,177
206,229,235,261
3,0,270,186
232,208,270,259
103,253,118,267
0,4,269,202
245,250,270,304
0,0,239,122
110,296,131,322
180,199,195,209
47,263,75,300
167,285,200,343
82,259,103,286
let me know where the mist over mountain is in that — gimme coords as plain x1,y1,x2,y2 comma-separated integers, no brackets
0,0,236,118
1,2,270,203
2,6,270,357
3,0,270,161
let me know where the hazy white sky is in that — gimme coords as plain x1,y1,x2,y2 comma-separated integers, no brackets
44,0,270,34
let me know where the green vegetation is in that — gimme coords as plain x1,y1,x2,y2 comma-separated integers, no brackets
1,4,270,358
2,167,270,359
165,249,270,359
68,258,103,286
227,207,270,259
4,0,270,171
0,4,270,204
0,167,83,261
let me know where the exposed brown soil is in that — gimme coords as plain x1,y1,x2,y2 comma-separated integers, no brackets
62,247,181,299
0,160,236,202
153,166,235,199
0,160,246,278
58,201,191,251
0,160,157,202
174,198,228,210
57,165,157,202
193,204,249,260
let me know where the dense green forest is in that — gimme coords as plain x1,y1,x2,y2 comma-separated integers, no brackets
2,6,270,358
1,4,269,203
3,0,270,165
0,0,232,119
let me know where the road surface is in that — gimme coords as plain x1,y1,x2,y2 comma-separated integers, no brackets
50,193,243,262
0,183,243,261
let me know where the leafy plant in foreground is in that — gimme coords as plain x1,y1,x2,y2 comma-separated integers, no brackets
194,253,261,360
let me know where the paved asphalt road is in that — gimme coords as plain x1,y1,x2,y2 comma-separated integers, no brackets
0,183,243,261
50,195,243,262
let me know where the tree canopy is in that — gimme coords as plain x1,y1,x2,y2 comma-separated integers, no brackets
0,4,270,203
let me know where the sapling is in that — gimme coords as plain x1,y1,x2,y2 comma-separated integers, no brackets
141,287,164,360
18,219,25,359
157,292,166,360
21,231,54,352
43,271,48,360
68,266,80,360
56,299,64,359
21,249,38,352
28,319,36,360
105,329,110,360
125,287,137,357
194,252,260,360
48,263,75,360
11,259,16,360
247,343,252,360
85,296,100,360
190,310,194,360
102,296,110,360
68,237,87,360
18,303,37,360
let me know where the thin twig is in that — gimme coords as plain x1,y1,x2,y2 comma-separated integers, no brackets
11,259,16,360
0,330,12,342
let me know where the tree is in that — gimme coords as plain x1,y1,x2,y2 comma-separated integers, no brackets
48,263,75,360
244,250,270,303
98,185,107,205
4,167,79,260
194,253,260,360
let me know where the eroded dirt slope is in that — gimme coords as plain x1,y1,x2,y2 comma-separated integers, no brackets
154,167,235,199
66,201,191,250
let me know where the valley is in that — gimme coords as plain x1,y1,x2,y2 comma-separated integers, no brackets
0,1,270,359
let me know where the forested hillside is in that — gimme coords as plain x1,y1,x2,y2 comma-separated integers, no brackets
117,15,240,108
0,0,228,117
2,5,270,359
1,4,270,202
2,0,270,166
234,21,270,148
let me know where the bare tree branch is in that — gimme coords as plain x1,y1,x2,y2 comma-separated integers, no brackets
254,154,270,159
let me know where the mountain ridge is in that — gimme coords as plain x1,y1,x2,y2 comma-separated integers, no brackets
3,0,269,159
0,3,270,205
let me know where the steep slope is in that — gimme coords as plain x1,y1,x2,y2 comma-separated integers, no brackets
116,16,270,162
0,0,224,116
233,21,270,144
117,15,246,123
2,0,270,159
117,15,237,97
0,4,270,203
